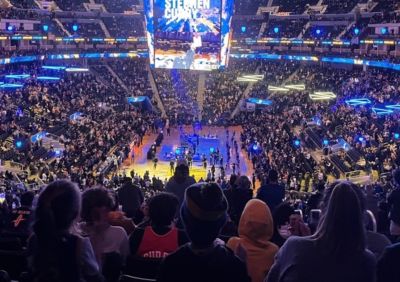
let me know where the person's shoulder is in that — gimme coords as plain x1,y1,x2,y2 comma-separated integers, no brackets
367,231,391,245
187,177,196,184
362,248,377,267
163,244,191,262
213,243,241,258
108,225,128,238
282,236,314,250
384,242,400,256
391,189,400,197
226,236,240,251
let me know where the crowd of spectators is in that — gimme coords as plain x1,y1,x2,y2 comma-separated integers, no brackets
0,0,400,280
273,0,319,14
202,59,259,125
0,59,158,190
1,162,400,281
153,69,199,125
65,22,105,37
102,17,145,38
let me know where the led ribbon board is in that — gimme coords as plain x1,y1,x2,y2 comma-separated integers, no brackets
0,83,24,88
284,84,306,90
372,108,394,115
268,84,306,92
5,74,30,79
36,76,61,81
247,98,272,105
385,105,400,110
345,98,372,106
127,96,147,103
309,91,337,101
42,66,67,70
237,74,264,82
31,131,47,143
65,67,89,72
268,85,290,92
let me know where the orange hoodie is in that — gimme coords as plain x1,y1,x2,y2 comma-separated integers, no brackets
227,199,279,282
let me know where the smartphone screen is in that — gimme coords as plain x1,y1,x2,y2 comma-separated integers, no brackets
0,193,5,204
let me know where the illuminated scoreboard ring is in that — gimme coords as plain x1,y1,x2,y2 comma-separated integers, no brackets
144,0,234,70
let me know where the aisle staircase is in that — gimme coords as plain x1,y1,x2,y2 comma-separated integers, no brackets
231,65,262,119
54,18,71,37
146,65,166,117
298,21,310,39
337,20,355,39
197,73,206,120
99,20,111,37
105,63,131,95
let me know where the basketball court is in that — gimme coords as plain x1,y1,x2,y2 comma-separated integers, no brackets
119,125,254,182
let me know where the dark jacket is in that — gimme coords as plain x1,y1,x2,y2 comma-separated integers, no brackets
388,189,400,225
224,187,253,225
377,243,400,282
117,183,144,219
256,183,285,212
165,176,196,207
157,243,250,282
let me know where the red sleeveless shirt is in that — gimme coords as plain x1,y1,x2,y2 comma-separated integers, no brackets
137,226,179,258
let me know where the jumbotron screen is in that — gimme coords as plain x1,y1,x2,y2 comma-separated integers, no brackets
144,0,233,70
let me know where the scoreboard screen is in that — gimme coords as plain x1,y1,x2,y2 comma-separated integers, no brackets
145,0,233,71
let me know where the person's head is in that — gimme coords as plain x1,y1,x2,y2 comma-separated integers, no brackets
229,174,238,187
238,199,274,245
81,187,115,225
123,177,132,185
174,164,189,183
20,191,35,208
392,168,400,187
33,180,81,240
273,203,295,228
235,176,251,190
268,169,278,183
313,182,366,257
321,181,366,212
181,182,228,248
148,192,179,227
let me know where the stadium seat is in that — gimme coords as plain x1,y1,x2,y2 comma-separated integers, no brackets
0,250,28,280
124,256,161,280
119,275,156,282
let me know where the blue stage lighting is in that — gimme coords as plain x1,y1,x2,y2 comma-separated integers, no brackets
273,27,279,34
294,140,301,147
15,141,23,149
316,29,321,35
42,24,49,32
381,27,387,34
210,147,215,153
16,107,23,117
7,25,14,32
358,137,364,142
354,28,360,35
36,76,61,81
252,144,259,151
72,24,79,32
241,26,246,33
0,83,24,89
323,139,329,146
394,133,400,140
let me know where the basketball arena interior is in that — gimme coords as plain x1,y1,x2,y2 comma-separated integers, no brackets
0,0,399,281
